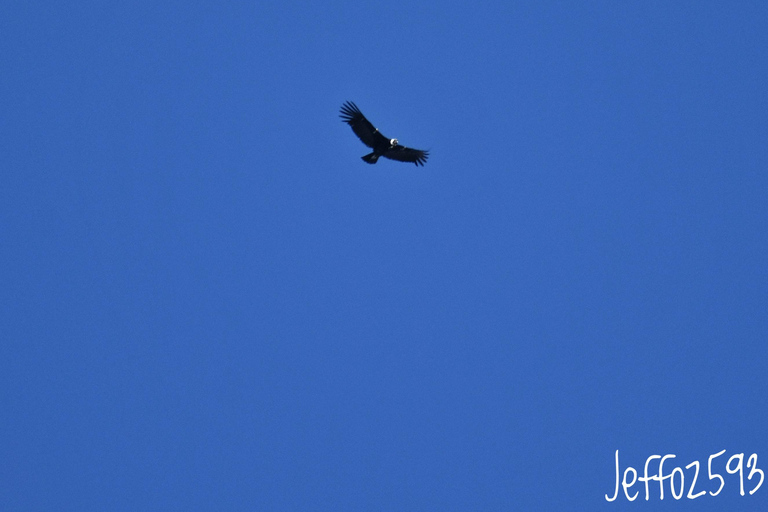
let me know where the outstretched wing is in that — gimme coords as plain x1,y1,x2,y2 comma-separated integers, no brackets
339,101,388,149
383,145,429,167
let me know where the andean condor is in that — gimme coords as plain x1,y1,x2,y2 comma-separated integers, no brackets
339,101,429,167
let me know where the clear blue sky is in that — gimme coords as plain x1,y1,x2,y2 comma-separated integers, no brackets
2,1,767,510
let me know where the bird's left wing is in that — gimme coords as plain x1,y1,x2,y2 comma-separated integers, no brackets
383,145,429,167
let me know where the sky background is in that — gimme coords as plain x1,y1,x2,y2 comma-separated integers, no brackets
2,1,767,510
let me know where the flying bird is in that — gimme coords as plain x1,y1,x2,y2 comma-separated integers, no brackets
339,101,429,167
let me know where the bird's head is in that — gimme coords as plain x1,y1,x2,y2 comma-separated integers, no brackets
390,138,398,146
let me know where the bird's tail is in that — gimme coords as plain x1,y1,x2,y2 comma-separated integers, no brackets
361,152,379,164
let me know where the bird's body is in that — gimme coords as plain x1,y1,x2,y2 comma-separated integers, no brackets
339,101,429,167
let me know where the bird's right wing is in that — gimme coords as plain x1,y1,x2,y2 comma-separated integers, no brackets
339,101,387,149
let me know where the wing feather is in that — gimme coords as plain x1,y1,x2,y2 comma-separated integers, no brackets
339,101,388,149
383,145,430,167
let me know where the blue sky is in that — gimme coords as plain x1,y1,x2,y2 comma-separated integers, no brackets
2,1,767,510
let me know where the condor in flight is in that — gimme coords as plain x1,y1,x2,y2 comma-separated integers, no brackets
339,101,429,167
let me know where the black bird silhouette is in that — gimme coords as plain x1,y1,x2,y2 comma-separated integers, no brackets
339,101,429,167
